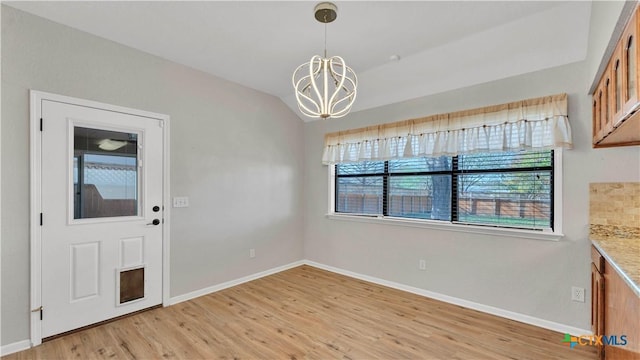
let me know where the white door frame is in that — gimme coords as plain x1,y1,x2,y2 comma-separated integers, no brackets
29,90,171,346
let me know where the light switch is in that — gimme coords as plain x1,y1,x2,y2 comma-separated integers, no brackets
173,196,189,208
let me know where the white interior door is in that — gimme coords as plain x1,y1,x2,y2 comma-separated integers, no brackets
39,99,164,338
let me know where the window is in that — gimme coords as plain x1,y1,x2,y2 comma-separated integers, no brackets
74,126,139,219
324,94,569,238
334,150,554,231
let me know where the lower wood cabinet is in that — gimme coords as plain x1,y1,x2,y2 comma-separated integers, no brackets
591,245,640,360
592,247,606,359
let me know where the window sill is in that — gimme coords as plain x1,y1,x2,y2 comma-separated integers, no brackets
325,213,563,241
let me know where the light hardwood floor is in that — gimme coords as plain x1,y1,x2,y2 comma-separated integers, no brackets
4,265,597,359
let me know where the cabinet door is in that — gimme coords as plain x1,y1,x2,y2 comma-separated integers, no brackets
591,263,605,360
613,43,625,128
603,74,613,140
603,260,640,358
595,80,604,142
622,9,639,120
593,96,600,146
596,74,611,143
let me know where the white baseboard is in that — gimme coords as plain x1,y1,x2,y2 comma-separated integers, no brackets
1,340,31,356
167,260,305,305
303,260,592,336
5,258,589,356
4,261,305,356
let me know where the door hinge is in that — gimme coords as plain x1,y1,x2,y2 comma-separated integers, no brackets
40,213,43,226
158,120,164,128
40,118,43,132
31,306,43,320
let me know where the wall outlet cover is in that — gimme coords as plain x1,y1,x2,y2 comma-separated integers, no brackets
419,259,426,270
571,286,585,302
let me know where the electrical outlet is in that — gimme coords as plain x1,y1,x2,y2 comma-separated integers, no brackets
419,259,426,271
249,248,255,258
571,286,585,302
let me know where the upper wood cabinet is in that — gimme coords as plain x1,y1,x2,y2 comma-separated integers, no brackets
593,5,640,148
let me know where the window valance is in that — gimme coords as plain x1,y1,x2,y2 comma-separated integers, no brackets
322,93,572,164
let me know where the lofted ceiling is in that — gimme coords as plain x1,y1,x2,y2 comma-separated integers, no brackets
6,1,592,121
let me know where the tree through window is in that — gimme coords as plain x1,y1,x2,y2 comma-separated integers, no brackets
335,150,553,230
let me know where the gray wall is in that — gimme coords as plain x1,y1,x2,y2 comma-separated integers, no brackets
2,0,639,349
1,6,304,345
303,2,640,330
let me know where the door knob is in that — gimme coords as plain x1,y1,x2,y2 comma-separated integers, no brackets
147,219,160,226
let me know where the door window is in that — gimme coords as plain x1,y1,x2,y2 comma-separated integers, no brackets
73,127,139,219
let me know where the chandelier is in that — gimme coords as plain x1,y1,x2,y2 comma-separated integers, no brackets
292,2,357,119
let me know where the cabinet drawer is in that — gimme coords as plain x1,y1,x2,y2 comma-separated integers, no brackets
592,245,604,272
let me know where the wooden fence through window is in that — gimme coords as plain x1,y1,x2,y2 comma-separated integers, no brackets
337,194,549,219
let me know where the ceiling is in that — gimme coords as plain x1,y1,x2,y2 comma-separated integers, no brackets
6,1,592,121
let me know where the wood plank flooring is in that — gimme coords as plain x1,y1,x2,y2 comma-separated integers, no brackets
4,265,597,359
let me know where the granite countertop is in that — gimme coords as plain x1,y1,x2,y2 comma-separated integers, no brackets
590,224,640,297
